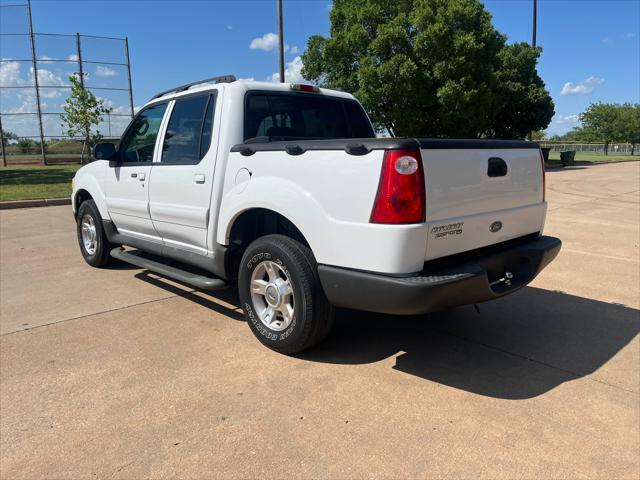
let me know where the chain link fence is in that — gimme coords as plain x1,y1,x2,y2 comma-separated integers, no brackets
0,1,134,166
539,141,637,155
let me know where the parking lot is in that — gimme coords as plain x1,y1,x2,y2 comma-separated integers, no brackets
1,162,638,479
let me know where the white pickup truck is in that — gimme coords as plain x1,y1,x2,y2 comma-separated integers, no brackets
72,75,561,354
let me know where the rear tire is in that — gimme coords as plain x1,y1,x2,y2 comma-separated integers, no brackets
238,234,334,354
76,199,116,267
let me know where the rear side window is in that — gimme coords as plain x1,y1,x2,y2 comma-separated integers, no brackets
244,92,374,141
161,94,215,164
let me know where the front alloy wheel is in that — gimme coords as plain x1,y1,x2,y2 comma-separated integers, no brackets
75,199,116,267
80,213,98,256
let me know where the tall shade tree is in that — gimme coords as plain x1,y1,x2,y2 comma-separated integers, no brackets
619,103,640,155
579,102,626,155
60,75,111,164
490,43,555,138
301,0,554,138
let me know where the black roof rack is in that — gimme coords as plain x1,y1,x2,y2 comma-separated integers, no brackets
151,75,236,100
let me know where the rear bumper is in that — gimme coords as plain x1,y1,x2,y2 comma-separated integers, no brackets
318,235,561,315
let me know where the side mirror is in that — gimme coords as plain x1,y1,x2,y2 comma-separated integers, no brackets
93,142,117,161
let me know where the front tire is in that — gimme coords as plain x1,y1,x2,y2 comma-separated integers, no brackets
76,199,116,267
238,234,334,354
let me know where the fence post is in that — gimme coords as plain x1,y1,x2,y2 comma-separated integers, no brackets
27,0,47,166
125,37,134,120
76,33,86,164
76,33,84,86
0,114,6,167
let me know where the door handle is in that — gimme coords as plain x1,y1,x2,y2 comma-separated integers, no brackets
137,172,146,181
130,172,137,178
194,174,205,184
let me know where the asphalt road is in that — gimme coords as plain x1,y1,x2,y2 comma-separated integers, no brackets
1,162,638,479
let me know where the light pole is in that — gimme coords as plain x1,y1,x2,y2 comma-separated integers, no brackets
532,0,537,47
278,0,285,83
528,0,538,142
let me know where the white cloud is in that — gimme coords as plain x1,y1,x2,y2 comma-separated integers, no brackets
289,46,300,55
249,33,291,53
625,32,636,39
268,56,305,83
227,25,233,30
556,114,580,124
560,76,604,95
250,32,279,51
95,65,117,77
0,61,23,87
601,36,609,43
67,54,79,62
38,56,54,64
35,68,67,98
238,77,255,82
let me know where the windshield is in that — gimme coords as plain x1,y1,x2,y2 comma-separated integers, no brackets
244,92,375,142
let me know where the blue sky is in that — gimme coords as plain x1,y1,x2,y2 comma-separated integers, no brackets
1,0,638,137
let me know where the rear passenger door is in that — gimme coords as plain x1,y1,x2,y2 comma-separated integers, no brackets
148,92,217,255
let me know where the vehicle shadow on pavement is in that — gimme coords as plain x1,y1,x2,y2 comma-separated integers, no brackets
300,287,640,399
133,272,244,321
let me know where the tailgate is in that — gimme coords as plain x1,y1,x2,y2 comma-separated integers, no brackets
420,141,545,261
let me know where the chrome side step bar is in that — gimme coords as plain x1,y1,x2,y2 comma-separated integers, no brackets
110,248,227,291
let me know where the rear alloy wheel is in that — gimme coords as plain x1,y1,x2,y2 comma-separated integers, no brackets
250,260,296,332
239,234,334,354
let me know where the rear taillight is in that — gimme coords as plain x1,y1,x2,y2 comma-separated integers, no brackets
370,149,425,224
539,148,546,202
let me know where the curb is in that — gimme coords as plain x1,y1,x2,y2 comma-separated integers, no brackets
0,198,71,210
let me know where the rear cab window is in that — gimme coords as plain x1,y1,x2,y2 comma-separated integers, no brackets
244,91,374,141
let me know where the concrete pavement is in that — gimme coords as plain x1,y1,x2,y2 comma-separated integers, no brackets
1,162,638,479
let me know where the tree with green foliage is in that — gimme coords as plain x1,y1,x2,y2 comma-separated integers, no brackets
1,129,18,151
577,102,639,155
490,42,555,138
579,102,620,155
301,0,554,139
16,137,37,154
619,103,640,155
531,130,547,141
60,74,111,164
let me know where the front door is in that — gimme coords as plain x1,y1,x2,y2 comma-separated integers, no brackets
148,92,218,255
104,102,168,241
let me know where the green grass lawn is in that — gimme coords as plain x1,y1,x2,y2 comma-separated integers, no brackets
547,151,639,164
0,165,80,202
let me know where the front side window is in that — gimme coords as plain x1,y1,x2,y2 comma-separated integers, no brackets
120,103,167,163
161,94,214,164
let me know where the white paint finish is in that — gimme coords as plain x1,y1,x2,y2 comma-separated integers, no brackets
103,164,159,239
218,150,430,273
422,148,543,220
74,80,548,276
421,148,545,260
71,160,108,217
425,203,546,260
148,90,222,254
148,163,212,252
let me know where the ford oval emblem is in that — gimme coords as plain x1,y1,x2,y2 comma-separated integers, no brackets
490,221,502,232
